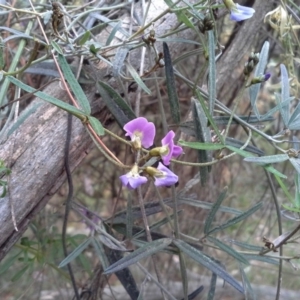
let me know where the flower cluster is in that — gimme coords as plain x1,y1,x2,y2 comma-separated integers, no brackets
119,117,183,189
223,0,255,22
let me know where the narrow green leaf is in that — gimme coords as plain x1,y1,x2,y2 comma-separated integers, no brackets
58,238,92,268
126,192,133,239
58,54,91,114
104,238,172,274
163,42,180,124
280,64,290,126
178,196,242,215
7,76,87,120
207,272,217,300
287,103,300,128
113,47,130,77
184,285,204,300
126,62,151,95
207,237,249,265
106,21,122,46
51,40,63,54
88,116,104,136
179,140,224,151
208,30,216,115
239,264,256,300
213,115,274,125
229,240,264,252
91,237,109,269
242,254,279,265
179,251,188,299
0,252,21,275
225,137,264,156
207,202,263,235
295,174,300,209
173,239,244,294
249,41,269,119
78,30,91,45
289,158,300,175
244,154,289,165
195,90,224,144
11,265,29,282
0,37,4,70
192,98,211,185
96,80,136,128
264,165,287,178
204,187,228,234
274,174,294,204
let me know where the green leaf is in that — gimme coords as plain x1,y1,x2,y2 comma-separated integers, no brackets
280,64,290,126
104,238,172,274
7,76,87,121
11,265,29,282
0,252,21,275
244,154,289,165
242,254,279,265
229,240,264,252
106,21,122,46
59,238,92,268
207,237,249,265
0,37,4,70
163,42,180,124
96,80,136,128
249,41,269,119
78,31,90,46
91,237,110,269
208,30,216,115
207,272,217,300
58,54,91,114
51,40,63,54
173,239,244,294
88,116,104,136
126,62,151,95
289,158,300,174
192,98,212,185
207,202,263,235
195,90,224,144
178,196,242,215
126,192,133,240
239,264,256,300
179,140,224,151
186,285,204,300
204,187,228,234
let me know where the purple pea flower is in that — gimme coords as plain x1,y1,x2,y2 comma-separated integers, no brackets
248,73,271,86
124,117,155,149
160,131,183,165
119,164,147,189
230,4,255,21
146,162,178,187
223,1,255,22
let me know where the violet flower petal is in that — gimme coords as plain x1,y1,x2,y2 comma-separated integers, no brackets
230,4,255,22
120,172,147,189
154,163,178,187
123,117,155,148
